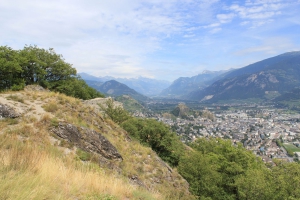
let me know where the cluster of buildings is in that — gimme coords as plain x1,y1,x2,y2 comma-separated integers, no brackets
157,108,300,163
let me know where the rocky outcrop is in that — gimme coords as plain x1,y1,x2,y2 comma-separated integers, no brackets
24,85,49,92
0,104,20,118
52,122,122,160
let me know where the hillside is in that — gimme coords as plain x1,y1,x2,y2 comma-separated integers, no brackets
274,87,300,110
0,86,192,200
188,51,300,102
160,70,230,98
88,80,150,102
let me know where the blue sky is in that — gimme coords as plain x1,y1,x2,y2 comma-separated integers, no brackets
1,0,300,81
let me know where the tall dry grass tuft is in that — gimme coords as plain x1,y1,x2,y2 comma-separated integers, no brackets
43,100,59,113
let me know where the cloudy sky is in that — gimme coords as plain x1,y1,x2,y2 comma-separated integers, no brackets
1,0,300,81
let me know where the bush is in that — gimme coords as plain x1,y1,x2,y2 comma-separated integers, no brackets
121,118,184,166
76,149,92,161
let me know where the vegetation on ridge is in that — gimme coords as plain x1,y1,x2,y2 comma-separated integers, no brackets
0,45,104,99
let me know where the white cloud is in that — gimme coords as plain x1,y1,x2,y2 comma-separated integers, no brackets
0,0,299,81
225,0,290,28
183,34,196,38
210,28,222,34
217,13,236,23
203,23,221,29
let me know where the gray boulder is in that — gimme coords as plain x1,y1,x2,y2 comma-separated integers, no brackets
0,104,20,118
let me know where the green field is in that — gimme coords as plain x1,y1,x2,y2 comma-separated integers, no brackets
283,143,300,153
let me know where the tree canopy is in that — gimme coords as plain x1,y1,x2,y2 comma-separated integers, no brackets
0,45,104,99
178,137,300,200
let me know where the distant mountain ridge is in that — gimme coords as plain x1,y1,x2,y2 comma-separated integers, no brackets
79,73,171,96
160,70,232,98
87,79,149,102
187,51,300,102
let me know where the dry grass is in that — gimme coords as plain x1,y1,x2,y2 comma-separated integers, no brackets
42,100,59,113
0,90,193,200
0,132,158,200
6,94,25,103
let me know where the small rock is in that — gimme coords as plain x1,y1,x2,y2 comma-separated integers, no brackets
0,104,20,118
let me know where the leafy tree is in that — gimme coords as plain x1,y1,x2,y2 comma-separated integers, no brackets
179,137,265,199
121,118,184,166
235,169,274,200
271,161,300,199
178,151,227,199
100,98,131,124
0,45,104,99
0,46,24,90
50,77,104,100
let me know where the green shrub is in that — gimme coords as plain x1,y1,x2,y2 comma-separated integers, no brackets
76,149,92,161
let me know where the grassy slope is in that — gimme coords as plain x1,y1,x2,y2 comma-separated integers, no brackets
283,143,300,153
0,90,192,200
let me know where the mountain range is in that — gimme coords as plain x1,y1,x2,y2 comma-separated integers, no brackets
79,73,170,96
187,51,300,103
160,70,232,98
80,51,300,104
85,79,149,102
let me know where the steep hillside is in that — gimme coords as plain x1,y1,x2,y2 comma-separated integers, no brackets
188,51,300,102
88,80,150,102
160,70,231,98
0,87,193,200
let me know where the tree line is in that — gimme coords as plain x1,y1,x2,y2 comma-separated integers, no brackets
0,45,104,99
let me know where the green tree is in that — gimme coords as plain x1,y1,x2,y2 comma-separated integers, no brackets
0,46,24,90
178,151,227,199
121,118,184,166
18,45,77,85
0,45,104,99
100,98,131,124
271,161,300,199
179,137,265,199
235,169,274,200
51,77,104,100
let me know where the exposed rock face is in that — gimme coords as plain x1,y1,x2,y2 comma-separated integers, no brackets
52,122,122,160
0,104,20,118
